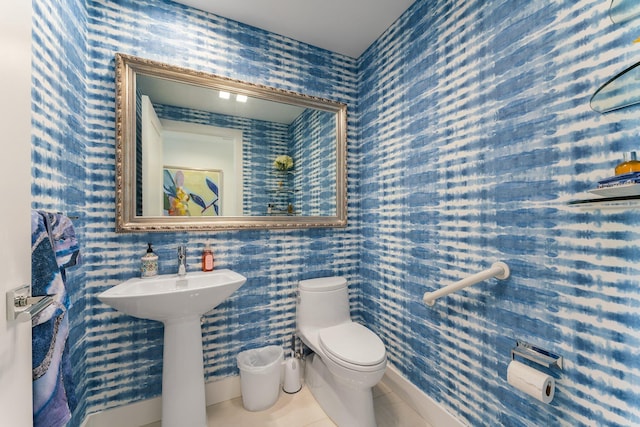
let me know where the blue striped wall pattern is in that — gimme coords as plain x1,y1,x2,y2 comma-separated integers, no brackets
33,0,359,425
290,108,338,216
358,0,640,426
30,0,640,426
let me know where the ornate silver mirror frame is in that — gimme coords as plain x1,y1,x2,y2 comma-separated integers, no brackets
115,53,347,232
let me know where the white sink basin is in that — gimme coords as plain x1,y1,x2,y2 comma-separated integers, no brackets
98,269,246,321
98,269,246,427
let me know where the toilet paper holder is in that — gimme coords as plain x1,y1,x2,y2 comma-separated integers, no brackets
511,340,563,370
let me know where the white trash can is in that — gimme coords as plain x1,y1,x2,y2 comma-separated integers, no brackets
237,345,284,411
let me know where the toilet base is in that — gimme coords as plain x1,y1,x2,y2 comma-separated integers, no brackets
305,354,376,427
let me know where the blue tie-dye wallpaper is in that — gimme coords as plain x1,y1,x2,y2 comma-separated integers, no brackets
289,108,338,216
30,0,640,426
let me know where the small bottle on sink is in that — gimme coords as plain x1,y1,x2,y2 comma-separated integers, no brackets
141,243,158,278
201,244,214,272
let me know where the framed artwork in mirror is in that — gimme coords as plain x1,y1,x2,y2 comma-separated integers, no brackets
163,167,222,217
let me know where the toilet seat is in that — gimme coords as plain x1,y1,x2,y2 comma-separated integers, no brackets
318,322,386,372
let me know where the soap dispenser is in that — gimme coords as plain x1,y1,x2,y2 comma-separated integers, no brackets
141,243,158,278
283,336,302,394
201,244,214,272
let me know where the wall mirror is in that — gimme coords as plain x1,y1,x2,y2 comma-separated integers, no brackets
115,53,347,232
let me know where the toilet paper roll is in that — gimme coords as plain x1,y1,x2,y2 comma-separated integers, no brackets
507,360,555,404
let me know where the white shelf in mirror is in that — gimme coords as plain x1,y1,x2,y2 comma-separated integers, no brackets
590,61,640,113
610,0,640,24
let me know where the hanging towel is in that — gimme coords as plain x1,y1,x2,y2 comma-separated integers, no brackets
31,210,80,427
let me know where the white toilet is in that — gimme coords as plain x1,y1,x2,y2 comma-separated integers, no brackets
296,276,387,427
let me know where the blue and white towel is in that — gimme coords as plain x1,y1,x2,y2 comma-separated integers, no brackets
31,210,80,427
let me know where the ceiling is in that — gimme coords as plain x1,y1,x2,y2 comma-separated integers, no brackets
137,74,306,124
173,0,415,58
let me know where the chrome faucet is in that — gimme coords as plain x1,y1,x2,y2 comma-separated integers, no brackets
177,245,187,277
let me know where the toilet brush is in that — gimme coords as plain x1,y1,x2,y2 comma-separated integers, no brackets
283,336,302,393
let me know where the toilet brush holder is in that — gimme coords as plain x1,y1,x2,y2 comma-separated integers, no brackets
283,356,302,394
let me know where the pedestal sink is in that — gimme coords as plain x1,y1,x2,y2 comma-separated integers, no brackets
98,269,246,427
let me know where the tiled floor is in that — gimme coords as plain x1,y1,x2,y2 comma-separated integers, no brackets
143,381,431,426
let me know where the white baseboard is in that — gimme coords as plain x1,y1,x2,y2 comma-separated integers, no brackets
82,364,464,427
81,375,241,427
381,363,466,427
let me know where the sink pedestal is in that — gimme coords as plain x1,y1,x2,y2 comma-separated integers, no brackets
162,315,207,427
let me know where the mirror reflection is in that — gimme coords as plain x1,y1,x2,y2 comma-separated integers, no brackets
610,0,640,24
115,53,347,232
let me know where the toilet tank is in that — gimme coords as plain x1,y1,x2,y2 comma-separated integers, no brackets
297,277,351,329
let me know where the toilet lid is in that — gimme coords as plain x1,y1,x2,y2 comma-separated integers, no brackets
318,323,386,366
299,276,346,292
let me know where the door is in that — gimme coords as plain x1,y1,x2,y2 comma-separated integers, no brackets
0,2,35,426
142,95,165,216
